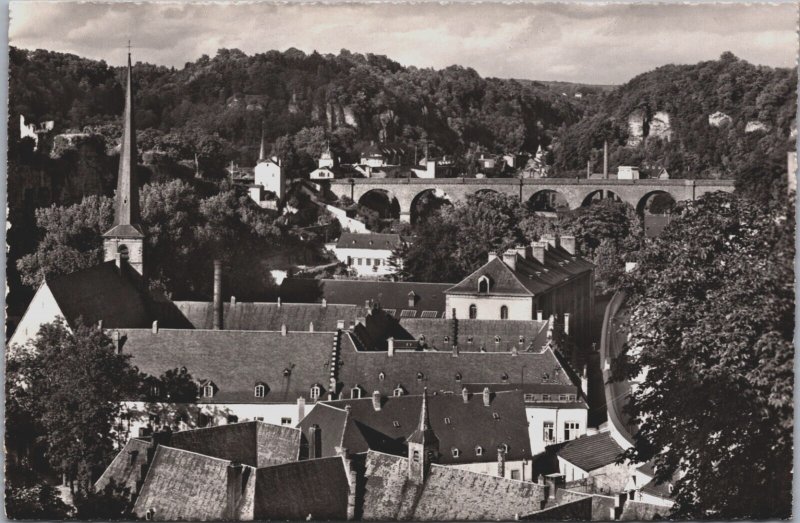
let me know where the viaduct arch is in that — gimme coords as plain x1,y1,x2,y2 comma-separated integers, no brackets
330,178,735,223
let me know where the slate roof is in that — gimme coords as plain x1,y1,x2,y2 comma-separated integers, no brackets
301,391,532,465
94,437,151,493
103,223,145,238
117,329,350,403
166,421,301,467
557,432,625,472
337,344,577,398
397,317,550,352
45,261,153,330
254,456,350,520
297,403,349,458
446,245,594,297
360,450,546,521
131,445,255,521
279,278,451,318
173,301,359,331
335,232,403,250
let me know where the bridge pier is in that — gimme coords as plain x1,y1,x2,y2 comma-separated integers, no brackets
400,211,411,223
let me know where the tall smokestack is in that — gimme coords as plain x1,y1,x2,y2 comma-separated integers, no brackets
213,260,223,330
603,140,608,179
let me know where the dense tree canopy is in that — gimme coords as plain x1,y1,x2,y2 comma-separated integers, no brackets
612,191,794,518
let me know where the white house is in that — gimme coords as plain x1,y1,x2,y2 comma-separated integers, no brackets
254,157,285,200
411,160,437,178
617,166,640,180
310,166,336,180
332,232,404,277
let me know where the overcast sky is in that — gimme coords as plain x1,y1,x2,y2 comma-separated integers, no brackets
9,1,798,84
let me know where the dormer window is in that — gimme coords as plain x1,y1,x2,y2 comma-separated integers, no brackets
493,412,500,420
501,443,509,453
378,372,386,381
202,383,215,398
283,368,291,377
467,336,473,344
416,372,424,381
475,446,484,456
393,386,404,397
393,420,400,428
518,336,525,344
254,383,267,398
478,276,490,294
454,372,462,381
443,336,449,343
444,417,451,424
310,385,322,400
452,448,460,458
501,372,509,381
494,336,501,343
408,291,417,307
351,386,362,399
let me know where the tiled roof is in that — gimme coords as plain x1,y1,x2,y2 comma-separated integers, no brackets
173,301,359,331
446,245,594,297
337,344,577,398
117,328,347,403
46,261,153,330
94,438,151,493
360,451,546,520
103,223,145,238
132,445,255,520
167,421,300,468
254,456,350,520
279,278,451,318
557,432,625,472
297,404,349,458
303,391,532,465
335,232,403,250
397,318,550,352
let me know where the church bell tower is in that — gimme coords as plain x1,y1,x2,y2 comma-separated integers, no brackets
406,388,439,483
103,48,145,275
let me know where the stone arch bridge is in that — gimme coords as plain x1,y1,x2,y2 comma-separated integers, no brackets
329,177,736,222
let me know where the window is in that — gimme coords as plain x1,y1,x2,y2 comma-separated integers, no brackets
366,258,371,266
542,394,551,401
492,412,500,420
280,417,292,426
416,372,424,381
378,372,386,381
145,509,155,521
501,373,509,381
475,446,484,456
202,384,214,398
310,385,321,400
559,394,567,402
500,444,509,453
511,470,520,480
393,421,401,428
452,448,460,458
469,304,477,319
568,394,577,402
408,291,417,307
118,244,129,262
500,305,509,320
254,384,266,398
283,368,291,377
393,387,404,397
494,336,501,343
443,336,450,344
454,372,462,382
412,450,420,463
357,258,362,265
351,387,362,399
347,256,353,266
444,417,451,425
375,259,381,266
467,336,474,344
478,276,490,293
524,393,535,402
564,421,580,441
543,422,555,443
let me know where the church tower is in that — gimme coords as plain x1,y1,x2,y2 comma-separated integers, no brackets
103,50,145,275
406,388,439,483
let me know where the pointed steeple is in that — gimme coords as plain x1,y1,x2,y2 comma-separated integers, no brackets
406,388,439,482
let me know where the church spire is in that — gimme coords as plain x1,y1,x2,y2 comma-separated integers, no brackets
114,48,141,230
406,387,439,483
259,123,266,162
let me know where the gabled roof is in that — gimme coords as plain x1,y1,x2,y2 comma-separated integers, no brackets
361,451,546,520
117,328,350,403
446,246,594,297
102,223,145,238
279,278,450,319
335,232,403,250
45,261,153,329
302,391,532,465
297,403,349,458
95,437,151,493
173,301,359,331
397,317,550,352
557,431,625,472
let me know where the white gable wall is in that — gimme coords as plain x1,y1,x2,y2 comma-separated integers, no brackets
8,282,67,350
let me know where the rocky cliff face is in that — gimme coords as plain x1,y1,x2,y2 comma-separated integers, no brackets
745,120,770,133
626,109,672,146
708,111,733,127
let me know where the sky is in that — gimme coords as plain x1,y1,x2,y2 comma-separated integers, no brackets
9,1,799,84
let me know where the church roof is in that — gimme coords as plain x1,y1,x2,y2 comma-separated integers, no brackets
279,278,451,319
300,390,532,465
102,223,144,238
360,451,546,520
335,232,403,250
46,261,153,330
172,301,360,331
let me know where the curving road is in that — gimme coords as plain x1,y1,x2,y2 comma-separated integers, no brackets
599,291,636,448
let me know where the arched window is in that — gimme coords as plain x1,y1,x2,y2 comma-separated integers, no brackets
452,448,460,458
475,446,484,456
310,385,321,399
500,305,509,320
478,276,490,293
202,384,214,398
412,450,420,463
254,384,266,398
469,304,477,319
351,387,362,399
378,372,386,381
118,244,129,262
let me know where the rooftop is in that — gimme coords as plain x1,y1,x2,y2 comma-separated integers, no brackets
397,317,550,352
556,431,625,472
335,232,404,250
173,301,360,331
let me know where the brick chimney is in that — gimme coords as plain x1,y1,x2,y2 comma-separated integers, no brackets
532,242,546,264
213,260,223,330
226,462,244,519
309,424,321,460
488,251,498,262
560,235,576,255
502,250,517,271
372,391,382,411
515,244,530,260
483,387,491,407
497,445,506,478
542,234,558,249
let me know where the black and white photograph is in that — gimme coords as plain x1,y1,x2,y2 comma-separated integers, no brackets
4,1,797,520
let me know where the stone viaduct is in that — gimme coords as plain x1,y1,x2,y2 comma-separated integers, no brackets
328,177,736,222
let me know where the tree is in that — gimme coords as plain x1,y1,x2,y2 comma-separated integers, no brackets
73,480,133,520
5,482,72,519
8,319,141,494
612,192,793,518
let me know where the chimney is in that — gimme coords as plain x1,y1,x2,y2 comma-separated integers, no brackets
309,322,315,332
502,250,517,271
564,313,570,335
515,244,530,260
309,424,321,460
297,397,306,421
277,297,282,308
483,387,491,407
603,140,608,179
542,234,558,249
346,468,358,521
226,462,243,520
213,260,223,330
281,324,287,336
587,160,591,178
387,337,395,357
511,345,518,356
536,310,543,322
532,242,546,264
450,309,458,353
560,235,576,255
230,295,236,306
322,298,327,308
98,319,103,330
372,391,382,411
580,366,589,399
487,251,498,262
151,320,158,334
545,473,566,500
497,445,506,478
112,330,122,353
462,387,469,403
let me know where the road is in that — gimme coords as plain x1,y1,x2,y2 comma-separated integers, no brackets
599,291,636,447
